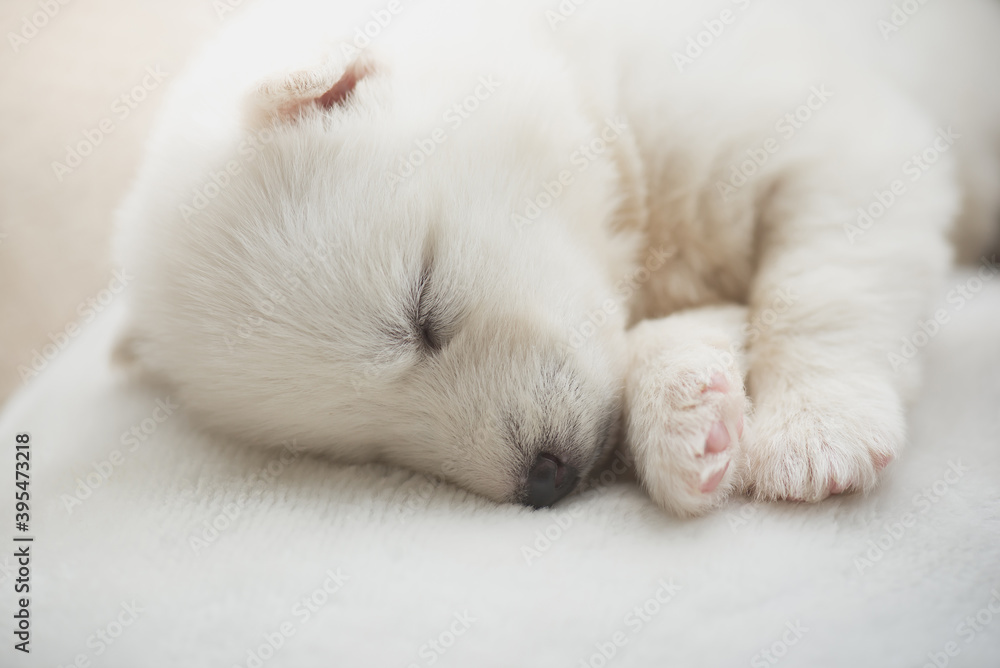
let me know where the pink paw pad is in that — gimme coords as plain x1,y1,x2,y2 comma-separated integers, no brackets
700,461,730,493
704,421,731,454
702,373,730,394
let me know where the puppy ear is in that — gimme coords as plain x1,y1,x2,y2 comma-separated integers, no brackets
248,52,378,125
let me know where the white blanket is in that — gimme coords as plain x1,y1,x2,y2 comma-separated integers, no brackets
2,272,999,668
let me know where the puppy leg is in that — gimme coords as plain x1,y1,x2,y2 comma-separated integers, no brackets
624,305,750,516
743,115,957,503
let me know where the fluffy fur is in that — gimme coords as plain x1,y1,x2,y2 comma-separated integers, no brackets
114,0,1000,515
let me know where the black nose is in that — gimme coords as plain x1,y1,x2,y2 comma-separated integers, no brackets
524,453,579,508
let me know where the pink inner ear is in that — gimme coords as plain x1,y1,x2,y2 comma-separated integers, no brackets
316,62,372,110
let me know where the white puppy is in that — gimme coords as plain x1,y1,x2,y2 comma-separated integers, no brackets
114,0,1000,515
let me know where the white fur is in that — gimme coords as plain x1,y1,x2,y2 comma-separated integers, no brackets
115,0,1000,514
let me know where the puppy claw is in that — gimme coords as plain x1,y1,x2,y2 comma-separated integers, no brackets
743,390,902,503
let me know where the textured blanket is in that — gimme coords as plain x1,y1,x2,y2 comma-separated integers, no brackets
1,272,998,668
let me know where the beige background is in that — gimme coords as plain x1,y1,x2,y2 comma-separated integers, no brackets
0,0,252,407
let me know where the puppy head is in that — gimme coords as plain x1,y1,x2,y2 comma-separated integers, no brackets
116,46,643,507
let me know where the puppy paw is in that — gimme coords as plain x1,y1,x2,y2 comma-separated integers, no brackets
743,385,901,502
624,346,748,517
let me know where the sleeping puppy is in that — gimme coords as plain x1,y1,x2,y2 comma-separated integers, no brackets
114,0,1000,515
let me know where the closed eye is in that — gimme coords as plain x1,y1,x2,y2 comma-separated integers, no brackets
414,264,447,353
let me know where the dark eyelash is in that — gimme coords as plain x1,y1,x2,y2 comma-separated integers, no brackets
415,265,445,353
